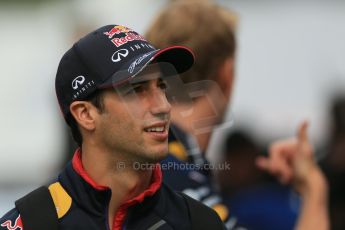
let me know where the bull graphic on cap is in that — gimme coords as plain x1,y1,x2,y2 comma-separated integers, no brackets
103,25,131,39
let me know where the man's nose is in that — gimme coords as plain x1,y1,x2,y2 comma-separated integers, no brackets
149,88,171,115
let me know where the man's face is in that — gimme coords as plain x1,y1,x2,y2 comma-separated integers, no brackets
95,66,171,164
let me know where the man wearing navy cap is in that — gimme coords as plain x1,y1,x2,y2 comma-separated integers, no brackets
0,24,225,230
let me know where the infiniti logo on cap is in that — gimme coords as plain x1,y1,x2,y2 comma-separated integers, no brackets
111,49,129,62
72,76,85,90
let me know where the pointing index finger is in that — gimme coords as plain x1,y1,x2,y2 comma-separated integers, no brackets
298,120,309,145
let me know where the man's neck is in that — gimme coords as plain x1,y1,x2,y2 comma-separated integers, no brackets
171,97,224,153
80,145,153,225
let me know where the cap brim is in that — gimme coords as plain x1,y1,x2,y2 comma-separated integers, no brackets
99,46,194,88
152,46,195,74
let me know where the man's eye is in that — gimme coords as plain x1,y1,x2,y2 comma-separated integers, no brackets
134,85,144,93
126,85,144,94
158,82,168,90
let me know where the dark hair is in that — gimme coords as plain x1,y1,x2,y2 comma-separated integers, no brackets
66,90,105,146
225,130,257,155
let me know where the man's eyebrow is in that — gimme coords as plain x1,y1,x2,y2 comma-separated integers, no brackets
130,81,149,87
130,78,164,86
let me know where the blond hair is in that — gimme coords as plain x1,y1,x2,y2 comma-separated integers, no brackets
146,0,237,84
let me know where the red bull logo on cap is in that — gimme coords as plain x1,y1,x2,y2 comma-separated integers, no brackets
111,32,146,47
1,214,23,230
104,25,132,39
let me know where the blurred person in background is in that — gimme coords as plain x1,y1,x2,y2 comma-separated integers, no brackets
217,129,300,230
217,130,265,196
146,0,329,229
320,95,345,230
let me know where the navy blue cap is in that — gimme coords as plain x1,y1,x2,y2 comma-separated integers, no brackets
55,24,194,118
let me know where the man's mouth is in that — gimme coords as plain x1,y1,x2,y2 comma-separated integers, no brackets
144,124,168,133
143,122,169,141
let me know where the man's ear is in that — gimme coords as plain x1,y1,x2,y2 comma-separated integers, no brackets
217,57,235,98
69,101,97,131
